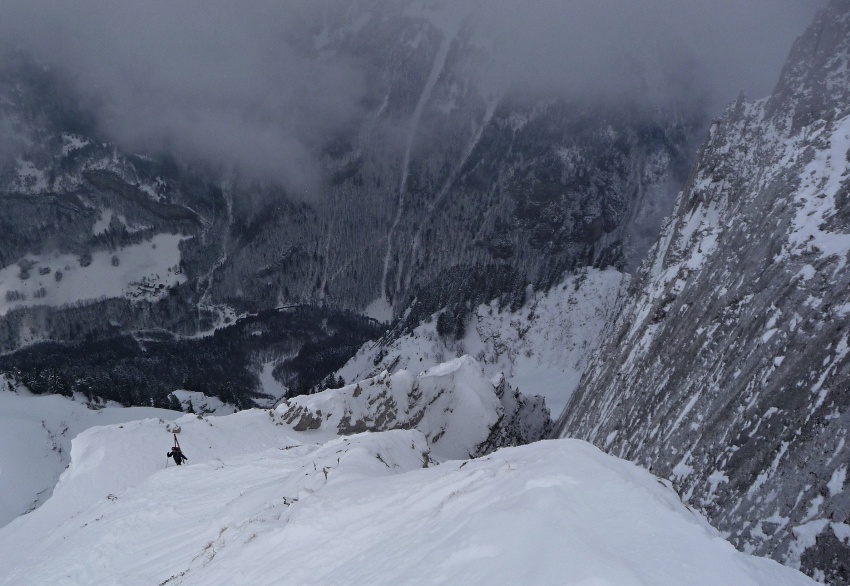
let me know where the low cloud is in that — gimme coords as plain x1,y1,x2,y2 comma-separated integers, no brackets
471,0,825,111
0,0,824,192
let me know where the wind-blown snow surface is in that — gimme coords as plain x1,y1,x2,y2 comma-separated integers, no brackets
0,381,180,528
340,268,626,415
0,408,814,585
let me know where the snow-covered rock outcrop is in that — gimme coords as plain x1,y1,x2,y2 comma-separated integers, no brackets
557,1,850,582
278,355,552,460
339,267,627,415
0,408,816,585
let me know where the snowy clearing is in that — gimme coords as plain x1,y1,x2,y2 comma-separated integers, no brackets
0,233,188,316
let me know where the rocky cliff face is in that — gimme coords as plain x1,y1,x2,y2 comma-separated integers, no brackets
557,2,850,582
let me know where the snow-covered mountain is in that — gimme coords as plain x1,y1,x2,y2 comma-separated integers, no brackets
1,355,549,528
280,355,552,460
0,7,698,328
0,0,702,408
557,1,850,582
0,366,816,585
339,267,626,415
3,1,842,582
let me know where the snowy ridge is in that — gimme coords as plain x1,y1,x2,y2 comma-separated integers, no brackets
0,382,180,528
1,352,547,532
171,390,238,416
0,402,815,585
340,268,627,415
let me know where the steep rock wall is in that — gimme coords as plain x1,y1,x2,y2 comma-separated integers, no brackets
557,2,850,582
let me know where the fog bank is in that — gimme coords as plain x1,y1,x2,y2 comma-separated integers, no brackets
0,0,825,191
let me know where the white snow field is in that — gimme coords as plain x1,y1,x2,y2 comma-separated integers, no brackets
0,371,815,585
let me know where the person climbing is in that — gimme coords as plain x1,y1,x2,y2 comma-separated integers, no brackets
167,433,188,465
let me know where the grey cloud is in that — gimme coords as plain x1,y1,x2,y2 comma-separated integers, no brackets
0,0,824,191
471,0,826,111
1,1,368,193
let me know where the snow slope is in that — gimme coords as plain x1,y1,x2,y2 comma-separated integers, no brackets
339,268,627,414
0,408,815,586
0,381,180,528
1,354,544,534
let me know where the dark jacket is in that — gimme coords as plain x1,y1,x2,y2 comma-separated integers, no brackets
167,449,188,465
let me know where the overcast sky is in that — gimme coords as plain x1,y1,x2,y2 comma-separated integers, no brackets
0,0,826,191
